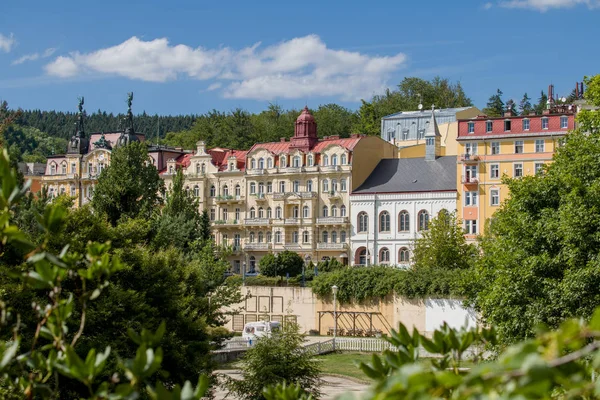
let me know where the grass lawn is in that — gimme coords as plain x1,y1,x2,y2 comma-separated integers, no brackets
315,352,374,381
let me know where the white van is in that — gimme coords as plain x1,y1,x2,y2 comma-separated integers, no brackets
242,321,281,341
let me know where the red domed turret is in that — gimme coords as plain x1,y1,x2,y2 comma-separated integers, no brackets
291,106,318,151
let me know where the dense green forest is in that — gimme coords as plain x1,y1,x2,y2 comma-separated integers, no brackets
3,76,559,161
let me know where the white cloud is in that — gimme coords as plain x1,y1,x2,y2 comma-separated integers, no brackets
44,35,407,101
11,47,56,65
499,0,600,11
0,33,16,53
483,2,493,9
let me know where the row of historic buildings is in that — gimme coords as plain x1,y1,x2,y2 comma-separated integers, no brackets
37,88,582,273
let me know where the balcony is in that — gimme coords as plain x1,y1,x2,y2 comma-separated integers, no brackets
316,217,349,225
244,243,272,251
297,192,317,199
284,218,300,225
273,193,287,201
461,176,479,186
460,154,480,162
283,244,302,250
244,218,271,226
216,195,244,204
321,165,341,172
213,219,241,227
282,166,305,174
317,243,348,250
328,191,342,200
247,169,266,176
185,172,205,179
253,193,267,202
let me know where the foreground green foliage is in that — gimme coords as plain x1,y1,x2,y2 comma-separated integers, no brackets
469,74,600,343
259,251,304,278
225,325,322,400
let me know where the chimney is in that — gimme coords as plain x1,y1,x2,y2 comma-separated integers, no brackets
280,137,286,142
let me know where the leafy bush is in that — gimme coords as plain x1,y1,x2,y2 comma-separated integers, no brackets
260,251,304,278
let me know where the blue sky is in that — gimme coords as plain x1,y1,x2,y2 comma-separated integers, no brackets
1,0,598,116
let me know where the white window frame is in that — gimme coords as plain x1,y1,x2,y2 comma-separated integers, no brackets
464,220,477,234
467,122,475,134
514,140,524,154
542,117,549,129
490,189,499,206
465,191,478,206
491,141,500,155
490,164,499,179
514,163,523,178
522,119,530,131
535,139,545,153
560,116,568,129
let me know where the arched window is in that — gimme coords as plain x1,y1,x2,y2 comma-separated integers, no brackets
223,185,229,196
258,231,264,243
292,231,299,243
331,231,337,243
258,158,264,169
196,163,201,174
418,210,430,231
293,156,301,167
332,179,338,192
267,158,273,168
303,205,310,218
250,207,256,218
293,180,299,192
293,206,299,218
340,205,347,217
322,206,329,217
358,248,368,265
251,159,256,169
235,184,241,196
50,163,57,175
340,231,346,242
399,248,410,263
229,162,234,171
438,209,450,225
267,207,272,218
306,180,313,192
340,178,347,192
249,232,255,242
258,207,264,218
279,181,285,193
341,154,347,165
379,211,390,232
266,232,272,242
323,155,329,166
275,206,282,219
398,211,410,232
275,231,281,243
280,156,287,168
249,256,256,273
307,155,314,166
194,185,200,197
303,230,309,243
358,212,369,233
258,182,265,194
379,248,390,263
201,163,206,173
331,155,338,166
210,185,216,197
61,162,67,175
249,182,256,194
322,231,328,243
331,205,338,217
267,182,273,193
323,179,329,192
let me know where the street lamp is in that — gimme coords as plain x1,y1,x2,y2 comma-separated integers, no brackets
332,285,339,350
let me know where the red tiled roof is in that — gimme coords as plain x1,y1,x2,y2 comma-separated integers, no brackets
248,136,363,155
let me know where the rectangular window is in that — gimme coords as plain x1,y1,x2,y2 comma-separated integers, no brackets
504,120,511,132
535,162,545,174
491,142,500,155
490,164,499,179
468,122,475,134
235,208,240,221
522,119,530,131
542,118,549,129
561,116,568,129
514,141,524,154
491,189,499,206
514,163,523,178
464,220,477,234
267,182,273,193
465,165,478,181
486,121,493,132
465,142,478,155
210,208,215,221
535,139,545,153
465,191,478,206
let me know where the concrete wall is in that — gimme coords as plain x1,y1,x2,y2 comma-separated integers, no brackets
224,286,475,337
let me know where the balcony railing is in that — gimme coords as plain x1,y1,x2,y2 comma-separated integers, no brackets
297,192,317,199
243,243,272,250
247,169,266,175
461,176,479,185
328,191,342,199
282,166,305,174
285,218,300,225
460,154,480,162
283,244,302,250
244,218,271,225
322,165,341,172
273,193,287,200
316,217,349,225
253,193,267,201
316,243,348,250
216,195,244,203
185,172,205,178
213,219,241,226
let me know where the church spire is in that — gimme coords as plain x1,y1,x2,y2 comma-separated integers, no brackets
425,105,441,161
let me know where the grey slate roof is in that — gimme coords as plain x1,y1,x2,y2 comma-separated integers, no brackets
353,156,457,194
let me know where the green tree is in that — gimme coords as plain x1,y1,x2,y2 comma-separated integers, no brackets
312,104,356,138
226,325,321,400
534,90,548,115
518,92,533,115
91,141,164,225
259,251,304,278
199,209,211,242
483,89,504,117
469,74,600,343
505,99,516,116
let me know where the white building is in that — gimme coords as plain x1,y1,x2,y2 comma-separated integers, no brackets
351,110,457,267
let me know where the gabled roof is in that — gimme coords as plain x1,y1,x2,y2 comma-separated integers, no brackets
353,157,457,194
248,135,363,155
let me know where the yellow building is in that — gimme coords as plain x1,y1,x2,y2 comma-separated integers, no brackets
456,109,575,239
162,107,397,274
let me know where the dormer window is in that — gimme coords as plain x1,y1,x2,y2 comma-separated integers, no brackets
542,117,549,129
504,120,511,132
196,163,201,174
229,162,234,171
280,156,287,168
486,121,493,132
522,119,530,131
50,164,56,175
258,158,264,169
251,159,256,169
331,155,338,166
61,163,67,174
341,154,347,165
323,155,329,166
267,158,273,168
307,155,313,166
293,156,301,167
560,116,568,129
201,163,206,173
169,165,174,174
468,122,475,133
